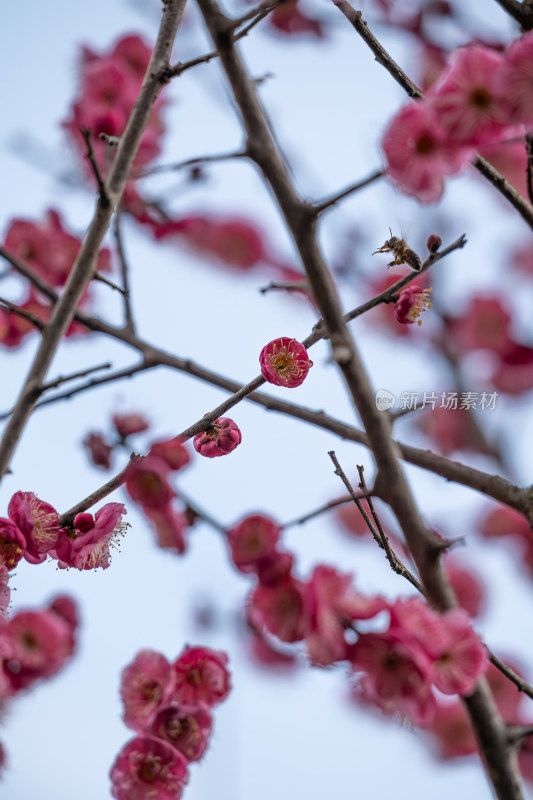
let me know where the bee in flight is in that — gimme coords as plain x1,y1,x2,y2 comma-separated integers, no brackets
372,229,422,272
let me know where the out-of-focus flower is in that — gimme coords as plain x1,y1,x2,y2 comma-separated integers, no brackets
447,295,512,355
152,215,266,271
143,504,188,554
431,45,511,145
259,337,313,387
172,646,231,707
268,0,326,37
303,565,387,666
149,439,190,472
120,649,176,732
248,576,306,643
382,100,467,203
84,432,114,469
497,31,533,126
226,514,281,574
125,455,174,508
110,736,188,800
112,413,150,440
148,702,212,762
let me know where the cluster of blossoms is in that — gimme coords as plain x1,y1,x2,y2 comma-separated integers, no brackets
225,513,487,725
111,645,231,800
63,35,165,193
446,295,533,396
125,437,192,554
0,594,79,771
0,210,111,348
0,490,127,572
383,34,533,202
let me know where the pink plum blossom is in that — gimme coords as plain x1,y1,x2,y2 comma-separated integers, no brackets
382,100,467,203
2,605,78,691
110,736,188,800
143,505,188,554
8,491,59,563
303,565,387,666
350,629,436,727
248,576,306,643
120,649,176,732
149,439,190,471
125,455,174,508
0,518,26,570
112,413,150,439
394,284,432,325
84,432,113,469
497,31,533,127
226,514,281,574
193,417,242,458
172,646,231,707
148,702,213,762
431,45,512,145
259,337,313,387
152,215,266,270
51,503,127,570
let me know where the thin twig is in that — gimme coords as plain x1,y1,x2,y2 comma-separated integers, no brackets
177,488,227,534
92,271,127,295
113,207,135,333
313,169,384,214
258,280,309,295
40,362,112,392
134,150,247,179
80,127,109,206
489,651,533,702
329,452,424,593
282,494,359,529
526,135,533,206
165,1,277,79
0,297,45,331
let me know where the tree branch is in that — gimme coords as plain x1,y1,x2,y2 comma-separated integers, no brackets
0,0,187,481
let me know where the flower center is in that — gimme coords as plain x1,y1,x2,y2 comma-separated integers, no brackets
414,133,436,156
469,86,492,110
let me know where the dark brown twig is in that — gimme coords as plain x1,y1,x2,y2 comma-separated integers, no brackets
313,169,384,214
0,298,45,332
80,127,109,206
113,207,135,332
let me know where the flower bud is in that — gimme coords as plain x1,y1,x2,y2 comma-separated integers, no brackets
193,417,242,458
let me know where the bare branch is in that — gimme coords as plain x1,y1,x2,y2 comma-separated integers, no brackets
313,169,384,214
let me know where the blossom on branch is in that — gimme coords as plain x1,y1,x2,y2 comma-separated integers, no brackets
193,417,242,458
259,337,313,387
